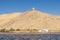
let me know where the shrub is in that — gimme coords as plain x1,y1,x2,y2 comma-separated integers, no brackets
16,29,20,31
9,28,15,31
33,29,37,31
5,30,10,33
30,29,37,33
0,29,6,32
27,29,30,31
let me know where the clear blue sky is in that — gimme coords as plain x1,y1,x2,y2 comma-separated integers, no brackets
0,0,60,15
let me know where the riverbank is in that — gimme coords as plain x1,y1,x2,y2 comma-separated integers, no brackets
0,32,60,34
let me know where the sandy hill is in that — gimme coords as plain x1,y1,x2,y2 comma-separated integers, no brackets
0,8,60,32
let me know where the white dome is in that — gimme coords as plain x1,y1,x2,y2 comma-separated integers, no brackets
38,29,48,33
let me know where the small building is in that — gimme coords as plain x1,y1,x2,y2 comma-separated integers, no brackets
38,29,48,33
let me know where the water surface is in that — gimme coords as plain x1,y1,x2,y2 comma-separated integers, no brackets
0,33,60,40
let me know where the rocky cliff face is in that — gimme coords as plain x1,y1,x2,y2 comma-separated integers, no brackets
0,9,60,32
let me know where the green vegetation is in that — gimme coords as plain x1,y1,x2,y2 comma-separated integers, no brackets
30,29,37,33
10,28,15,31
25,29,38,33
0,28,10,32
16,29,20,31
0,28,38,33
0,28,20,33
5,30,10,32
0,28,6,32
27,29,30,31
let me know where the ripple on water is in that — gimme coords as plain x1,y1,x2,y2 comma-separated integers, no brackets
0,34,60,40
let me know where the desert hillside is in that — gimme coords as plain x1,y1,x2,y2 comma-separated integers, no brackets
0,9,60,32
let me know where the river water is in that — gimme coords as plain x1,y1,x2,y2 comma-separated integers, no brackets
0,33,60,40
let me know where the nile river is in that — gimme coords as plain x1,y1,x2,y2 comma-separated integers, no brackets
0,33,60,40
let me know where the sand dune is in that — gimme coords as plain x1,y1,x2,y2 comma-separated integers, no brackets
0,9,60,32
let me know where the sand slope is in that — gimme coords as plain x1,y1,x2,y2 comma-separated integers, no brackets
0,9,60,32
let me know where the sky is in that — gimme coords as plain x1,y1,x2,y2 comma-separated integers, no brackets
0,0,60,15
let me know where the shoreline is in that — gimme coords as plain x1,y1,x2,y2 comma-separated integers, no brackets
0,32,60,34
